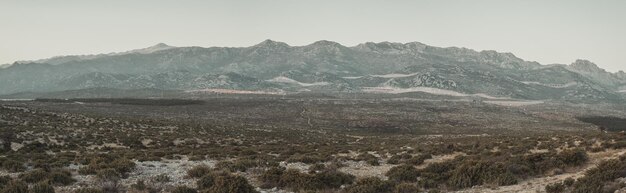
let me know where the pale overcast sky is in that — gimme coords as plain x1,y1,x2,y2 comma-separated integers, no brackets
1,0,624,72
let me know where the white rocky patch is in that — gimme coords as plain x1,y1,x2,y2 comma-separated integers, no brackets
342,73,418,79
122,159,217,188
520,81,577,88
361,86,509,100
0,99,34,102
185,89,284,95
10,142,23,151
371,73,418,78
342,76,363,79
483,100,544,107
267,76,330,87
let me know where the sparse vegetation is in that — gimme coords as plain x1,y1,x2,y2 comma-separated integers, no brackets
171,186,197,193
386,164,420,182
1,180,28,193
344,177,393,193
30,182,55,193
187,165,212,179
73,188,104,193
208,174,258,193
1,96,625,192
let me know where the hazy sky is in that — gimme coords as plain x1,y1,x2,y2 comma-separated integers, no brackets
1,0,624,72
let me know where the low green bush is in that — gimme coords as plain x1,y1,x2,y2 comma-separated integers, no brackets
30,182,55,193
393,183,420,193
557,149,588,167
386,165,420,182
572,156,626,193
344,177,393,193
0,176,11,190
78,155,135,178
448,161,517,189
18,169,48,183
545,182,565,193
186,165,212,178
73,188,104,193
356,153,380,166
48,170,75,186
405,154,432,165
197,174,216,190
275,168,355,191
259,167,284,189
1,180,28,193
208,174,257,193
171,186,197,193
1,160,25,173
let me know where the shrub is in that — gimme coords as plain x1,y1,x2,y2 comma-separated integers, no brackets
197,174,215,190
447,160,517,189
96,169,123,193
278,169,308,190
286,154,326,164
110,158,135,177
557,149,588,167
418,161,456,187
393,183,420,193
367,159,380,166
215,160,259,173
48,170,75,186
208,174,258,193
2,160,25,173
96,169,121,183
171,186,197,193
344,177,393,193
545,182,565,193
572,157,626,193
151,174,170,183
387,154,413,165
18,169,48,183
78,156,135,178
314,170,355,189
308,164,326,173
73,188,104,193
0,176,11,189
356,153,380,166
563,177,575,187
276,168,354,191
259,167,284,189
1,180,28,193
129,180,147,191
405,154,432,165
17,168,74,186
30,182,55,193
386,165,420,182
186,165,212,178
494,171,518,186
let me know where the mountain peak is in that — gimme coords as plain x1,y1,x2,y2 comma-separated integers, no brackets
255,39,290,47
353,41,418,53
569,59,604,73
123,43,176,55
152,43,170,48
309,40,342,47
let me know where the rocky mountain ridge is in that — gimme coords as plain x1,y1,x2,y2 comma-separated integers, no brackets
1,40,624,102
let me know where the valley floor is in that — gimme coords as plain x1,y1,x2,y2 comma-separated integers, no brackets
1,97,626,193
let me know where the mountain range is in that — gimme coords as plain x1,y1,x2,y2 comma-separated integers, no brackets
2,40,625,102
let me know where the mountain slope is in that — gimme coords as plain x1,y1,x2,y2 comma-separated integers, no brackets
1,40,624,102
